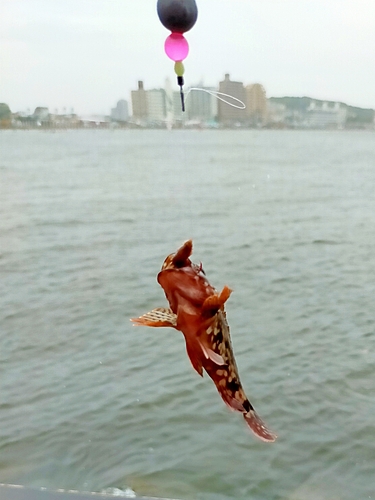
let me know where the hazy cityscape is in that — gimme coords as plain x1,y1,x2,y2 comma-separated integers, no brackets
1,73,374,131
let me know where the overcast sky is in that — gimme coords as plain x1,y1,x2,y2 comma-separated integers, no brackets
1,0,375,114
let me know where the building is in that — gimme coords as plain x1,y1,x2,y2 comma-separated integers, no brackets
306,101,347,128
172,91,185,123
164,77,174,127
217,74,246,125
246,83,267,125
32,107,50,126
111,99,129,122
147,89,166,122
186,84,218,123
131,81,148,121
131,81,168,124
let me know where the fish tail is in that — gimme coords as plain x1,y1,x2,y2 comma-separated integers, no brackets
243,410,277,443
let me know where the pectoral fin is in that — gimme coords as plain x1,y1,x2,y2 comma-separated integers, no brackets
198,341,226,366
202,286,232,317
131,308,177,328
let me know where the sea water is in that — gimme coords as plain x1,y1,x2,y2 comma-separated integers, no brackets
1,129,375,499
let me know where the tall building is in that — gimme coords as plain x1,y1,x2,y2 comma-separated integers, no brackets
217,74,246,125
164,78,174,127
245,83,267,125
147,89,166,122
131,81,148,121
111,99,129,122
186,85,218,123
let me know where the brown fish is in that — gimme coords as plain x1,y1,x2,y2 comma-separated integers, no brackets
131,240,277,442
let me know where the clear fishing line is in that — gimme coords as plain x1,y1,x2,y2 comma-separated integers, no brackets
185,88,246,109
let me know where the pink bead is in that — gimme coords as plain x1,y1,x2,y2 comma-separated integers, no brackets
164,33,189,62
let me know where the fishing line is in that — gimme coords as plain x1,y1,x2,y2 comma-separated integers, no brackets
156,0,249,240
185,88,246,110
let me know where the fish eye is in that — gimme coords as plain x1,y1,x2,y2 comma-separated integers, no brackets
161,254,177,270
161,254,172,270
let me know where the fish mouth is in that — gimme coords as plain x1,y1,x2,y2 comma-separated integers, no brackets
161,239,193,270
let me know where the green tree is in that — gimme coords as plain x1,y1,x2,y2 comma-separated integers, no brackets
0,103,11,120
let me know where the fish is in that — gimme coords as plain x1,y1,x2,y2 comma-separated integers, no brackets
131,240,277,442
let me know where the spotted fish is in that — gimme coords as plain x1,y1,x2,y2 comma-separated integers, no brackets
131,240,277,442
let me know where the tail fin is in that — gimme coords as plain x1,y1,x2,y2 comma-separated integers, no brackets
243,410,277,442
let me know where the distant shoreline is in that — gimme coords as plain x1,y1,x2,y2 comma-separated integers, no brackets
1,124,374,131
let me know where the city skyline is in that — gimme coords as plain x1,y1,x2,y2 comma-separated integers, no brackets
4,74,375,118
4,80,372,131
2,1,375,114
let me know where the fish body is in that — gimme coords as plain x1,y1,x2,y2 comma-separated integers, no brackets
131,240,277,442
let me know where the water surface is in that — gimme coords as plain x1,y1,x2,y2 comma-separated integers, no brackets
1,129,375,499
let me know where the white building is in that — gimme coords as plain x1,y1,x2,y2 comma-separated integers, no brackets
186,85,218,123
306,101,347,128
147,89,166,122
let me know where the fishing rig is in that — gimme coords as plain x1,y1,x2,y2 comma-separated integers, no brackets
157,0,198,112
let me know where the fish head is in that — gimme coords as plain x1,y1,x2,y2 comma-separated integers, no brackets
161,239,193,271
160,239,205,276
157,240,214,313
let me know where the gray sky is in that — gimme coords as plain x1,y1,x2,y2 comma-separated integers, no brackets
1,0,375,114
